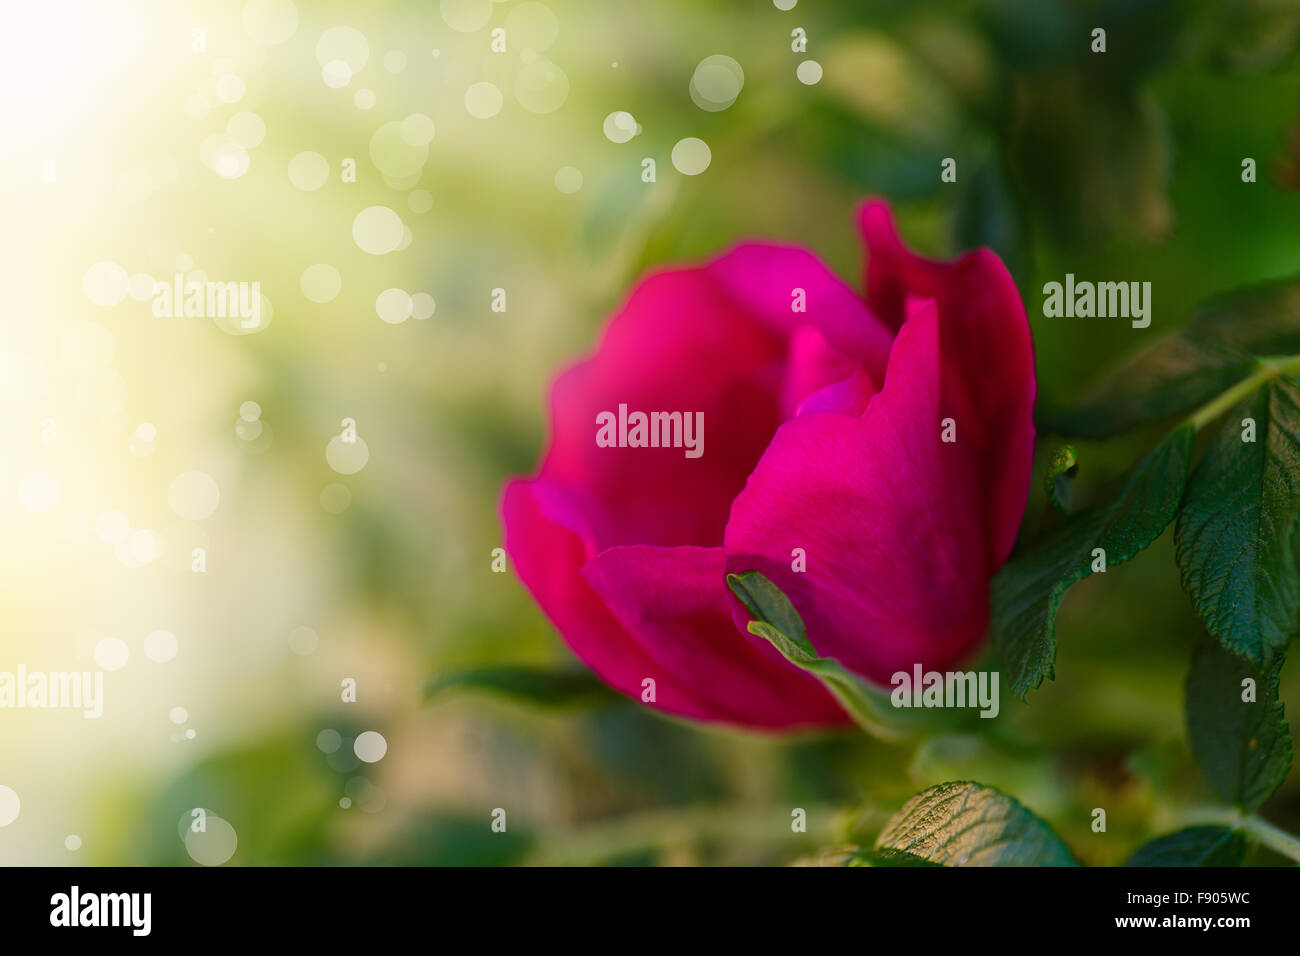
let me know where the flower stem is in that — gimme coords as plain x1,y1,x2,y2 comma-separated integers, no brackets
1187,353,1300,431
1239,814,1300,863
1174,806,1300,862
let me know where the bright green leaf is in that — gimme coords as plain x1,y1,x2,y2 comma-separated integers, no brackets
992,425,1194,697
874,781,1077,866
1185,640,1292,814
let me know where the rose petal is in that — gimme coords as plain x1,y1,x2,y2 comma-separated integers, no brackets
502,478,722,718
780,325,861,418
724,301,991,684
708,241,895,385
582,543,849,728
859,199,1036,563
794,367,878,418
538,268,786,549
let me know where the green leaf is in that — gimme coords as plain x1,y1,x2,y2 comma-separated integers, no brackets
424,666,622,709
1175,380,1300,665
845,847,940,867
991,425,1194,697
1039,276,1300,438
1044,443,1078,514
1127,826,1247,867
1185,639,1292,814
726,569,815,657
1040,331,1255,439
874,781,1077,867
725,571,945,739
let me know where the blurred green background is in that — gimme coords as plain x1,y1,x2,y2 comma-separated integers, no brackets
2,0,1300,865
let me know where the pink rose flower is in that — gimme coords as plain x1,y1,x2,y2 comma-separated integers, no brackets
502,200,1036,730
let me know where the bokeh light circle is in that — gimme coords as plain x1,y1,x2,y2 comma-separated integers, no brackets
326,435,370,474
301,263,342,302
797,59,823,85
603,111,638,143
440,0,492,33
354,730,388,763
82,262,129,307
145,629,179,663
352,206,405,255
242,0,299,44
168,471,220,520
94,638,129,671
18,472,60,512
376,287,414,323
0,787,19,827
288,151,330,190
465,82,503,118
407,189,433,213
690,54,744,112
183,814,238,866
671,137,712,175
316,25,369,72
411,292,436,319
514,59,569,114
554,166,583,193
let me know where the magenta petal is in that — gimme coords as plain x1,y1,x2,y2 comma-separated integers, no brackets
538,268,786,550
780,325,861,418
707,241,895,384
858,199,1036,565
502,478,719,718
724,302,991,685
857,202,953,332
582,543,849,729
794,367,878,418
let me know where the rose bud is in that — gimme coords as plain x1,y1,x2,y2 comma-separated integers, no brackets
502,199,1036,730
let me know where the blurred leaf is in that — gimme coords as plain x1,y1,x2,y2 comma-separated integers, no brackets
1127,826,1247,866
910,734,1060,810
1039,336,1255,438
726,571,945,738
142,735,341,865
820,33,960,146
382,813,534,866
584,705,730,805
976,0,1076,71
1044,443,1079,514
992,425,1194,697
1185,640,1292,814
801,99,950,200
989,0,1187,243
1040,276,1300,438
953,157,1030,282
1012,82,1172,243
424,666,623,709
1184,0,1300,71
874,781,1077,866
1190,277,1300,355
1175,381,1300,665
